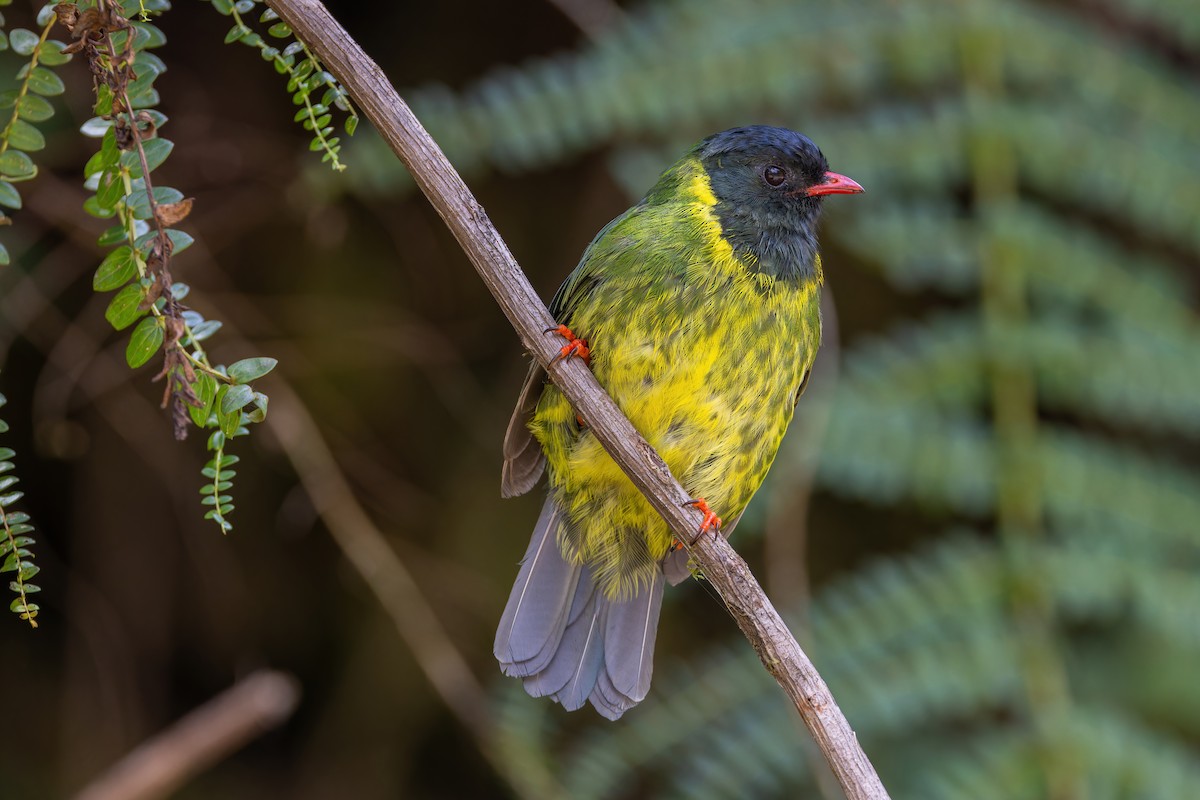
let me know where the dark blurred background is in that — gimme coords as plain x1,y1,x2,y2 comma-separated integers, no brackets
1,0,1198,798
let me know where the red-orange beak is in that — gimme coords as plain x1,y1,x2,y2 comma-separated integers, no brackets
805,171,864,198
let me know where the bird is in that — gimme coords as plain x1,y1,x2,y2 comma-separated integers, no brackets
494,125,862,719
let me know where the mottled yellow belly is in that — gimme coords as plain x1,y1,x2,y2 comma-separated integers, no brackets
532,271,820,599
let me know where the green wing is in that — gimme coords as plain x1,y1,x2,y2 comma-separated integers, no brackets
501,205,638,497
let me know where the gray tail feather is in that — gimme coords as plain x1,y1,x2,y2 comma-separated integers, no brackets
663,547,692,586
496,497,665,720
495,500,579,677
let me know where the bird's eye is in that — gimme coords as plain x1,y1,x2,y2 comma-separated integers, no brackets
762,165,787,187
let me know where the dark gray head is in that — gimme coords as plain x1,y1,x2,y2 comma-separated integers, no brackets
696,125,862,282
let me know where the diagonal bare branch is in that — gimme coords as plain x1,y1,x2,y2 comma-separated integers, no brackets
265,1,891,797
73,670,300,800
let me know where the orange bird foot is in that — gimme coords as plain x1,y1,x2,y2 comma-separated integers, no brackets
682,497,722,543
545,324,591,365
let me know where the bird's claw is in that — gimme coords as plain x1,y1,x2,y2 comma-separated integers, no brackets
682,497,722,543
545,324,591,365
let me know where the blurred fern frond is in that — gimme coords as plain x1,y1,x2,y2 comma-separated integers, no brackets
374,0,1200,795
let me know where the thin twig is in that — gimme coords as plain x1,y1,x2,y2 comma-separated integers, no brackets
72,670,300,800
265,2,891,797
265,384,563,800
265,388,492,735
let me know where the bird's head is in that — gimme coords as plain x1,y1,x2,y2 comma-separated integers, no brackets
696,126,862,280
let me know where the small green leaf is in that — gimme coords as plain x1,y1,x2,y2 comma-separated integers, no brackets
120,137,173,177
0,149,36,181
189,372,218,428
96,170,125,211
105,283,148,330
302,114,332,132
345,116,359,135
0,243,8,266
0,181,20,210
15,93,54,122
83,149,112,178
129,89,160,111
25,67,64,96
136,227,193,254
268,22,291,37
126,69,157,102
0,475,18,493
93,246,139,291
94,84,113,116
126,317,164,368
220,384,254,415
7,119,45,151
80,117,112,138
83,196,117,219
225,23,250,44
243,391,269,423
226,357,277,384
219,409,242,438
2,553,20,572
98,222,143,247
212,0,234,15
37,41,71,67
9,28,38,56
135,51,168,77
184,319,222,345
131,22,167,49
127,185,183,220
